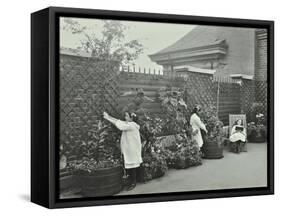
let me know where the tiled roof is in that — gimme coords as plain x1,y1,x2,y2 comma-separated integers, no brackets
156,25,225,54
152,25,256,76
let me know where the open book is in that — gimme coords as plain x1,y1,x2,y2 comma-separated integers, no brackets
235,125,244,132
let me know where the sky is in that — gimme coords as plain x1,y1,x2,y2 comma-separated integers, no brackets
60,17,195,71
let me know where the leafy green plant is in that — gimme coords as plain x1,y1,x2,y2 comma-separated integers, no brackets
200,106,224,139
157,89,189,135
69,159,122,175
247,121,267,142
162,134,202,169
139,152,168,182
69,120,122,173
61,18,143,65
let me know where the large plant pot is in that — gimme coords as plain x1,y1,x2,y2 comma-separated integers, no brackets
78,166,123,197
248,133,266,143
202,137,224,159
60,168,79,193
137,164,166,183
172,157,202,169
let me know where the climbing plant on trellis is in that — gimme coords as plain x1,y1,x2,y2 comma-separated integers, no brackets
180,72,216,116
59,55,120,152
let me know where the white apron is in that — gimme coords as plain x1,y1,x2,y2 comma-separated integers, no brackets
190,113,207,147
229,125,246,142
115,120,143,169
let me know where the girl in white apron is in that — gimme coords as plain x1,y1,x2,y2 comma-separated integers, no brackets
103,111,142,191
190,105,208,153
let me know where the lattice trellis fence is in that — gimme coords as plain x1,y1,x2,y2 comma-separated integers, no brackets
180,73,242,125
181,72,216,115
255,80,268,120
60,55,120,147
59,54,268,147
240,79,267,123
240,79,255,121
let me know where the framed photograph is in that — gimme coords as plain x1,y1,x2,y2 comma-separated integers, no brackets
31,6,274,208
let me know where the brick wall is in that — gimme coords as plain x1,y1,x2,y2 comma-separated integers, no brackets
255,29,268,82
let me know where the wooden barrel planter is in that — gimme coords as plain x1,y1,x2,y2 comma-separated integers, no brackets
248,133,266,143
137,164,166,182
202,136,224,159
78,166,123,197
60,168,78,193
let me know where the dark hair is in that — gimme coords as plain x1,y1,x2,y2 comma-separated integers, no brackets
234,119,243,126
191,106,201,115
126,112,139,123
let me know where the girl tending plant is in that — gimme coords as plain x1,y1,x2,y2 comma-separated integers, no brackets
190,105,208,153
103,111,142,191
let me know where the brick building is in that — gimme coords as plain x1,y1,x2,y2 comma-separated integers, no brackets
149,25,267,82
255,29,267,82
149,25,268,119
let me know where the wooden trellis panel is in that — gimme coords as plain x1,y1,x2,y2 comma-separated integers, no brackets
240,79,255,121
181,72,216,115
60,55,120,147
255,80,268,119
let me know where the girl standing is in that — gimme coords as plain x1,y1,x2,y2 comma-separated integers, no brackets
103,111,142,191
190,105,208,151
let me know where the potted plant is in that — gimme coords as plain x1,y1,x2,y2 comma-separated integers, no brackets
161,133,202,169
156,88,202,168
138,152,168,182
157,88,188,135
59,132,82,193
247,113,267,143
69,121,124,197
200,106,224,159
137,115,168,182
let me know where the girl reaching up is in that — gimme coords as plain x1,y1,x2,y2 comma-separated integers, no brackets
103,111,142,191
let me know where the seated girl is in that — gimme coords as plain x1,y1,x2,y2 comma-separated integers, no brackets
229,119,246,153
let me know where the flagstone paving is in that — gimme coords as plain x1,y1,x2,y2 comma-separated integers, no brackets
60,143,267,199
117,143,267,196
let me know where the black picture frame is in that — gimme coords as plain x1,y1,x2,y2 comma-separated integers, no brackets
31,6,274,209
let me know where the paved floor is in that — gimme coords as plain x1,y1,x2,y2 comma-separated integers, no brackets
60,143,267,199
117,143,267,196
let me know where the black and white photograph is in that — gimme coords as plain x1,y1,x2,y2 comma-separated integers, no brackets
58,16,269,199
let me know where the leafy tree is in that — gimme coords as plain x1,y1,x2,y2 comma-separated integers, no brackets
61,18,143,65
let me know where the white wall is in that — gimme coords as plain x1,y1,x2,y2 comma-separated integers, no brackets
0,0,279,214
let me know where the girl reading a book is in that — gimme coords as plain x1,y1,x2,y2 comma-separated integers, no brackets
229,119,246,153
